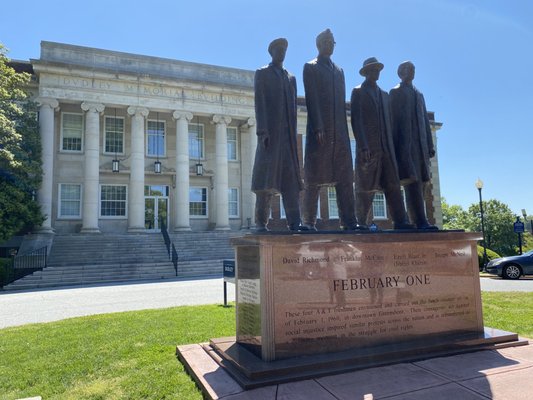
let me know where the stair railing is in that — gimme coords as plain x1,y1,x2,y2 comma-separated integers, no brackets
160,219,178,276
1,246,48,288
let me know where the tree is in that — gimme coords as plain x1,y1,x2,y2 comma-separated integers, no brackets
466,199,517,256
441,197,469,230
0,44,43,242
441,197,520,257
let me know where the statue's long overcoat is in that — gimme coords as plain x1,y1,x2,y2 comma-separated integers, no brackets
351,82,399,192
251,64,302,192
389,83,435,184
303,57,353,185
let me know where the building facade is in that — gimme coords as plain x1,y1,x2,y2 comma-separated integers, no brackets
27,41,442,234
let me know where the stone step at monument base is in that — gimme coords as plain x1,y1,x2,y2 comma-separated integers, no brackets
178,328,528,393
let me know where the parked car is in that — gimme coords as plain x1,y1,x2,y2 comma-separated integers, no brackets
485,250,533,279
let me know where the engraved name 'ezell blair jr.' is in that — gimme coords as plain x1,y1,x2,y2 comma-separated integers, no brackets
251,38,305,232
302,29,366,231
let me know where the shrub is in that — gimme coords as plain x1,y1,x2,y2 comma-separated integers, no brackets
0,257,14,287
477,245,500,270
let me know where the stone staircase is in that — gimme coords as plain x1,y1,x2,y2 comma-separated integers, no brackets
3,231,243,291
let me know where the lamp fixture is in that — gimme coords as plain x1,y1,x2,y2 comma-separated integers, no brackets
195,115,203,176
154,111,162,174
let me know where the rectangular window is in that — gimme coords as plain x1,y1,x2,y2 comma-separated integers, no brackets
100,185,127,217
327,187,339,219
189,123,204,159
228,188,239,217
227,127,238,161
61,113,83,151
147,120,165,157
372,192,387,219
59,184,81,218
190,187,208,217
104,116,124,154
280,196,286,219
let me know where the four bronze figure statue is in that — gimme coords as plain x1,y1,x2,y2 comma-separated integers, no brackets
251,29,438,232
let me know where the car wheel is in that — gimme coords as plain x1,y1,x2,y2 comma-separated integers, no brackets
502,264,521,280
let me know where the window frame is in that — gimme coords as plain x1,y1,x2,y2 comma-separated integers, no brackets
58,183,82,219
103,116,125,155
99,184,128,219
188,123,205,160
327,187,339,219
228,187,239,218
60,112,84,153
189,186,208,218
372,192,388,220
227,127,238,161
146,119,166,158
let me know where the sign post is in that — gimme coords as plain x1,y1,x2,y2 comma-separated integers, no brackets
514,217,525,255
223,260,235,307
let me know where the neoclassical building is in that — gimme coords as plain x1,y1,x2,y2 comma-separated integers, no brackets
23,41,443,234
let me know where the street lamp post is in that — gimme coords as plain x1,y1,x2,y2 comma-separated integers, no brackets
475,179,488,270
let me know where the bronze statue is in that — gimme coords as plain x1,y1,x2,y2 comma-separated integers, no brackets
351,57,413,229
251,38,304,231
302,29,365,231
389,61,438,230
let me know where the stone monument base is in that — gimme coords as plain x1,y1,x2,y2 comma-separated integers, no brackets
198,328,525,389
177,231,526,391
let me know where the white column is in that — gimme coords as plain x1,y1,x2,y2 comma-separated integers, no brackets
36,97,59,233
80,102,105,233
127,106,149,232
212,115,232,230
172,111,193,231
240,117,256,229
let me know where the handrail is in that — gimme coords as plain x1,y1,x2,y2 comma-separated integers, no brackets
171,243,178,276
13,246,47,269
160,219,171,259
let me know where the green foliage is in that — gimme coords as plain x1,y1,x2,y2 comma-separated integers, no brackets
0,43,43,241
477,245,500,269
0,304,236,399
441,197,519,257
0,258,13,287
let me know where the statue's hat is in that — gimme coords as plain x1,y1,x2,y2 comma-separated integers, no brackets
359,57,384,76
268,38,288,56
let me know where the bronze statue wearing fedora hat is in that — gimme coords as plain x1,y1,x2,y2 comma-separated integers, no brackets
351,57,413,229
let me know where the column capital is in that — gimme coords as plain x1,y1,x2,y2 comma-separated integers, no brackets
81,102,105,114
172,111,193,122
36,97,59,110
127,106,149,118
241,117,256,129
212,114,232,126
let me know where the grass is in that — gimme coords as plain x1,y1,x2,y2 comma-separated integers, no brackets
0,304,235,400
0,293,532,399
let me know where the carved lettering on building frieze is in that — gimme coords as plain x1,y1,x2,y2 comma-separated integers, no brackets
53,75,253,107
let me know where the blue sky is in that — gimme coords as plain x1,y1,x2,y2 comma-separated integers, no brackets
2,0,532,215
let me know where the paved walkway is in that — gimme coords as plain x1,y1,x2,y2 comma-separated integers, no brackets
0,277,235,329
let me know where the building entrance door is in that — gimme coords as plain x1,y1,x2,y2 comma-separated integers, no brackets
144,185,169,232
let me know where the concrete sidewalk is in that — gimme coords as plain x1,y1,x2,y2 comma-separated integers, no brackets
0,277,235,329
181,341,533,399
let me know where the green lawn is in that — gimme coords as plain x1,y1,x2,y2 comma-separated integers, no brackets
0,293,532,400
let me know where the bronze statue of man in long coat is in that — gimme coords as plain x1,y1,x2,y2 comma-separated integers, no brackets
302,29,364,231
251,38,303,231
389,61,437,230
351,57,413,229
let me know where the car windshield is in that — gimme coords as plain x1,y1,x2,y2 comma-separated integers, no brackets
525,250,533,256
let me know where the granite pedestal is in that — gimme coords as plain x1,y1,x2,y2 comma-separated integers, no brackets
177,231,526,391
